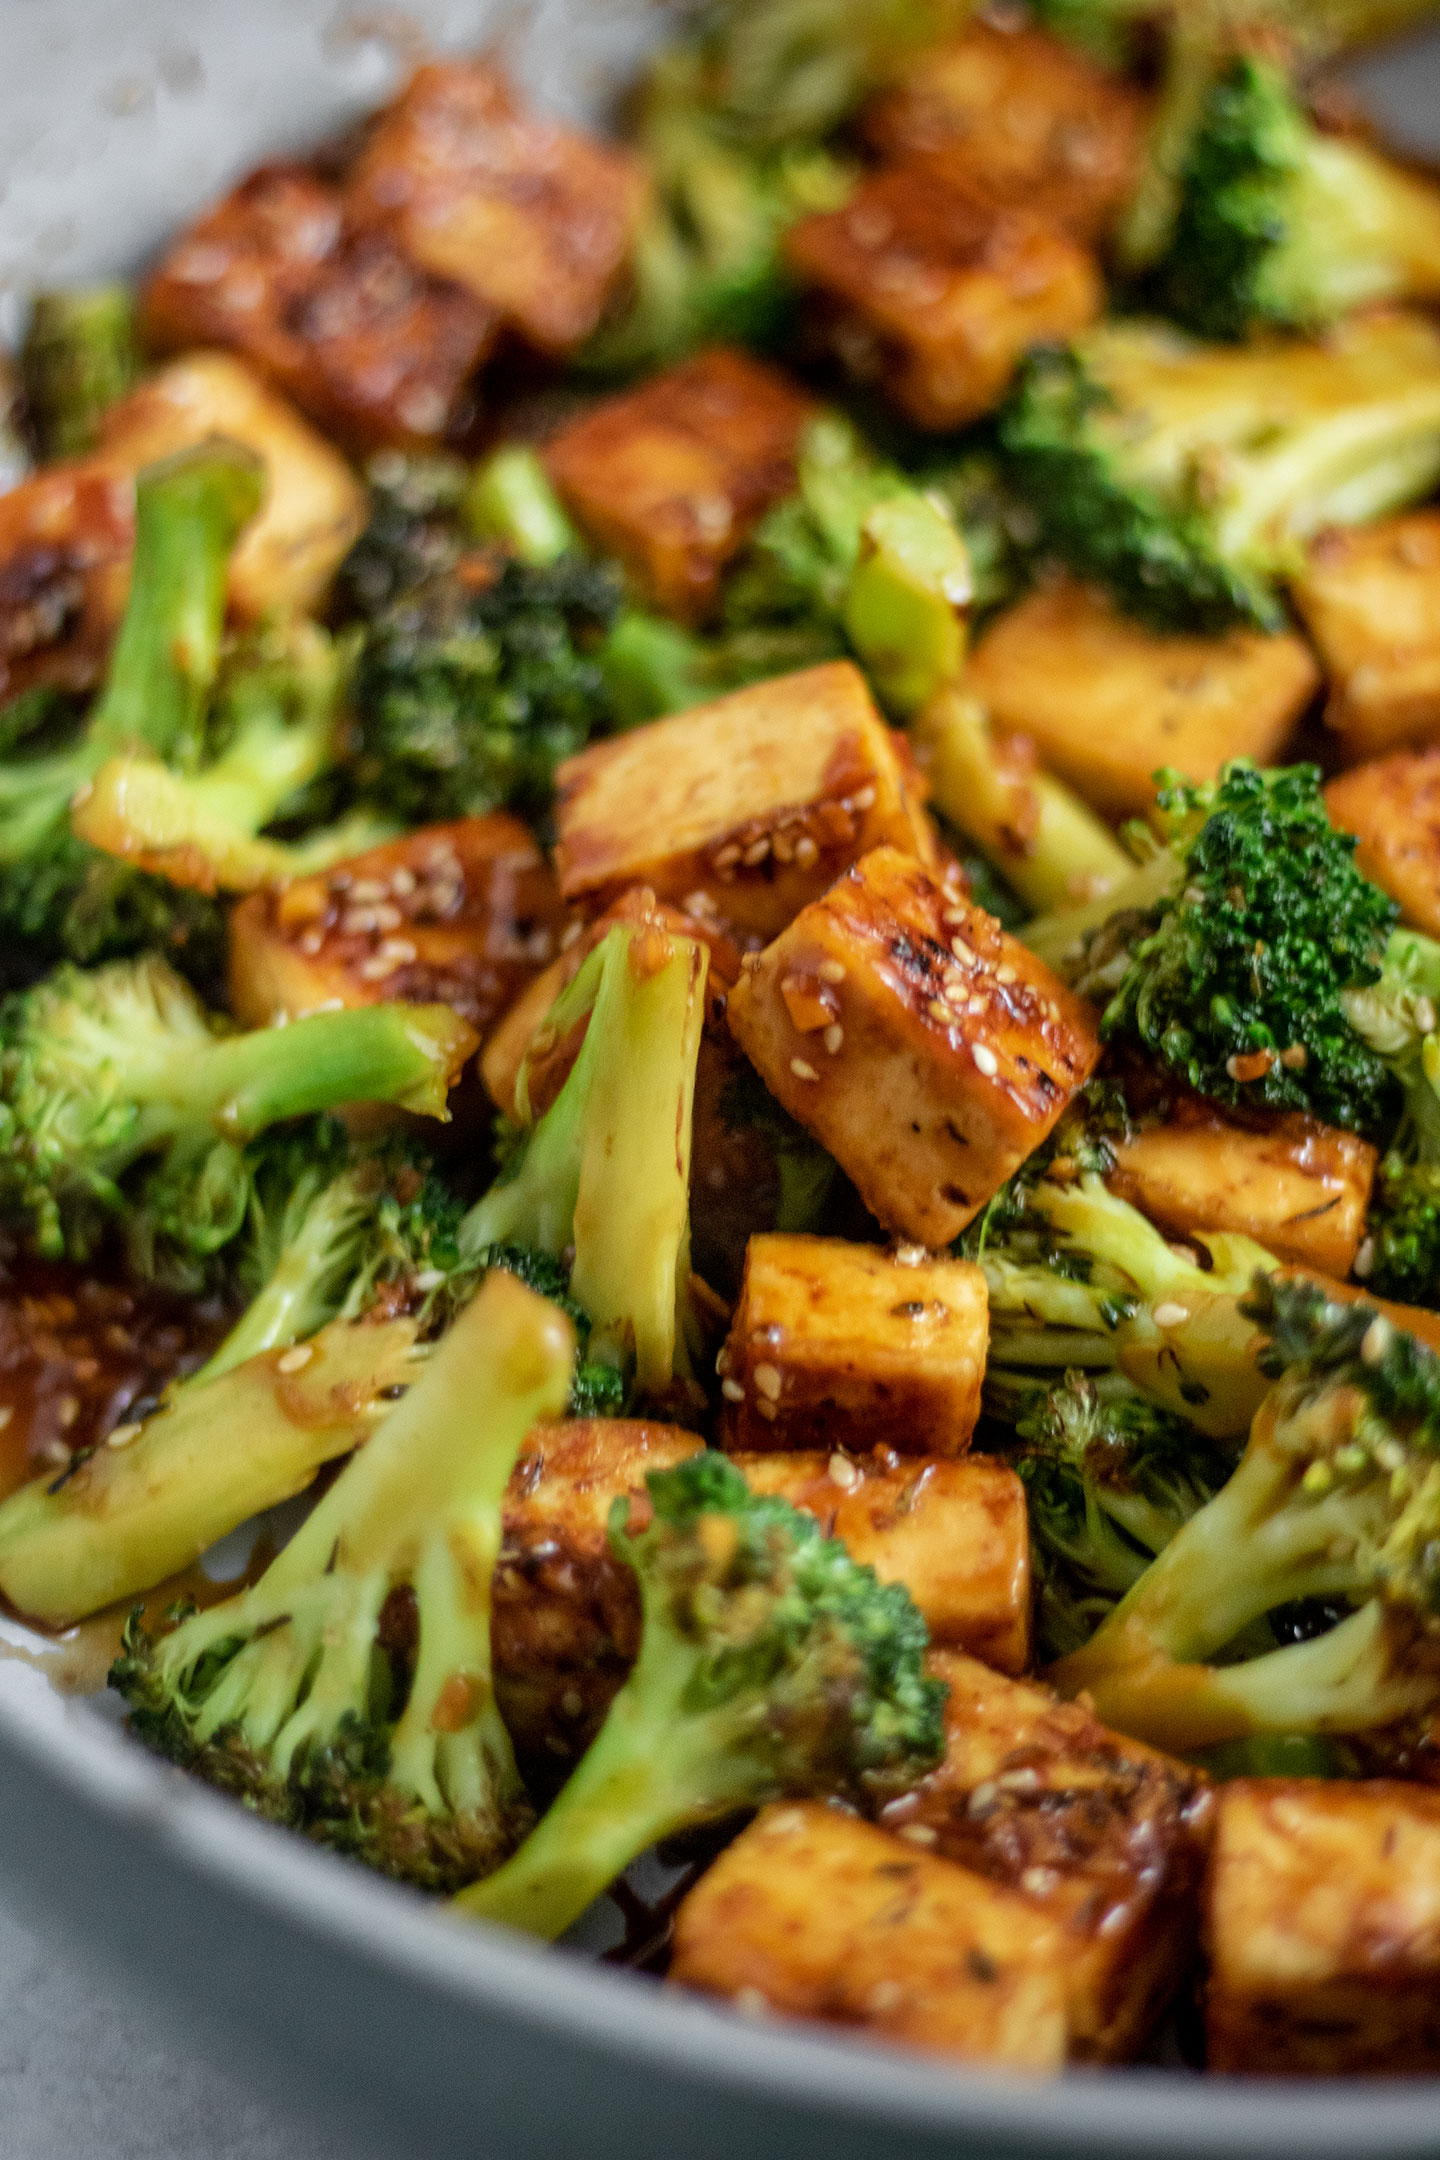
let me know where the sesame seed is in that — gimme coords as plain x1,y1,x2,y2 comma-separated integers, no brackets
768,1807,809,1836
790,1057,819,1082
56,1397,79,1429
1354,1237,1375,1279
1362,1317,1392,1365
823,1024,844,1055
968,1781,998,1815
391,867,416,896
753,1362,783,1401
106,1421,143,1451
348,878,387,904
561,1689,584,1719
372,904,403,934
299,930,324,957
828,1452,858,1489
972,1044,998,1077
818,960,846,984
893,1244,925,1267
1021,1867,1060,1897
359,953,403,981
713,843,742,870
343,907,380,935
379,938,418,963
995,964,1016,986
756,1399,777,1421
851,785,877,812
943,907,966,927
412,1269,445,1292
561,920,585,949
950,936,974,965
1152,1302,1189,1329
276,1344,315,1373
928,998,952,1024
721,1377,745,1403
898,1823,937,1846
741,950,763,973
742,838,771,866
0,1407,12,1432
793,836,818,869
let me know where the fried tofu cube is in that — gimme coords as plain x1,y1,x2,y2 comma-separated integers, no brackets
99,351,368,618
727,847,1101,1245
1106,1099,1376,1279
345,60,644,355
719,1233,987,1457
1291,513,1440,761
964,578,1320,821
493,1418,703,1767
1328,748,1440,942
141,164,497,452
543,348,816,621
733,1449,1030,1674
1205,1778,1440,2075
0,460,134,705
786,168,1102,434
227,815,564,1036
554,662,936,940
881,1652,1215,2063
669,1802,1068,2073
862,20,1150,241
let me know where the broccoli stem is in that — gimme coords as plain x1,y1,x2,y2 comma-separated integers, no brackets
598,612,711,726
841,492,971,716
192,1167,377,1384
1020,842,1182,975
21,285,139,460
465,448,579,566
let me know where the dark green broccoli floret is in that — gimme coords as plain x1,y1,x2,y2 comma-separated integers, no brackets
455,1449,947,1938
1052,1273,1440,1749
21,285,140,459
718,1062,839,1237
1364,1159,1440,1309
110,1271,575,1890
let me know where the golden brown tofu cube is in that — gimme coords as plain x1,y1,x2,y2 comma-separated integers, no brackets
554,662,935,940
964,578,1320,821
732,1448,1030,1675
1106,1098,1376,1279
1328,748,1440,942
227,815,564,1036
727,846,1101,1245
1292,514,1440,761
141,164,498,452
881,1651,1215,2064
543,347,816,622
346,60,645,355
863,20,1150,242
669,1801,1068,2073
786,168,1102,433
495,1417,702,1767
1206,1778,1440,2075
719,1233,987,1458
0,460,134,705
99,351,368,619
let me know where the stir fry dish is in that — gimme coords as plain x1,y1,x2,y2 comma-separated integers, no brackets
8,0,1440,2081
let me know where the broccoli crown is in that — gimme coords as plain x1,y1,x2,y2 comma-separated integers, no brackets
473,1242,627,1419
1098,762,1400,1135
20,285,139,461
1361,1156,1440,1310
333,454,473,616
0,826,226,999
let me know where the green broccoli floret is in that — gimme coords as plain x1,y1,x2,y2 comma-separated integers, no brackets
461,921,708,1398
20,284,140,459
0,952,474,1283
1363,1159,1440,1309
998,313,1440,633
110,1269,574,1890
455,1449,947,1938
718,1062,838,1235
1342,925,1440,1305
1051,1273,1440,1750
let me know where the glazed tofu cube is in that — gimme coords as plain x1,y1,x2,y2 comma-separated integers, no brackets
786,168,1102,433
493,1418,703,1767
719,1233,987,1457
726,847,1101,1245
543,347,816,621
141,164,498,452
732,1449,1030,1675
346,60,645,355
1291,513,1440,761
1106,1100,1376,1279
862,20,1150,241
880,1651,1215,2064
226,815,565,1036
1328,749,1440,942
1206,1779,1440,2075
0,460,134,705
669,1802,1068,2073
964,578,1320,821
554,662,936,940
99,351,368,618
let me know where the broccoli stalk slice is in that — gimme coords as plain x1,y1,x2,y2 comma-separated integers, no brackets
111,1271,575,1887
1048,1274,1440,1748
455,1451,948,1939
464,447,579,566
462,923,708,1394
20,284,140,460
194,1163,379,1384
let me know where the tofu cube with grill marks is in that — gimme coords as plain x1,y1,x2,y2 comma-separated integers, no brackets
719,1233,987,1458
1291,513,1440,761
141,164,498,452
862,20,1150,241
554,663,936,941
669,1801,1067,2071
726,846,1101,1245
1205,1778,1440,2075
345,60,645,356
732,1447,1030,1674
227,815,565,1036
786,167,1102,433
1327,748,1440,943
543,348,816,622
880,1651,1215,2064
964,578,1320,821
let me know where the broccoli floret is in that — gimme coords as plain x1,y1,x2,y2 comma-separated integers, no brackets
461,921,708,1398
111,1270,574,1889
20,284,140,460
998,315,1440,633
464,446,581,567
1051,1273,1440,1749
0,952,475,1283
333,454,472,617
718,1062,838,1235
1341,925,1440,1305
455,1449,947,1938
1363,1159,1440,1308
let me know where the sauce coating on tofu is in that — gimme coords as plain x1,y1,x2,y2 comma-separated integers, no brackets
227,815,565,1036
786,166,1103,433
1328,747,1440,943
1293,512,1440,760
543,348,816,621
726,845,1101,1245
0,462,133,705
